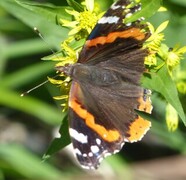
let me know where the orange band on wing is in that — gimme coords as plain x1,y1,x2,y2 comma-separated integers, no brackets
69,98,121,142
86,28,146,48
137,96,153,114
126,117,151,142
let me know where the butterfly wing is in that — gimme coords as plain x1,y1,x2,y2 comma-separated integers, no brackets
78,0,150,64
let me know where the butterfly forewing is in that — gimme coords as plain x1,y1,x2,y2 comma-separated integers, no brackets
78,0,150,64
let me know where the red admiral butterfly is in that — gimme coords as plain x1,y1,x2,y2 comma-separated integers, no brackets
56,0,152,169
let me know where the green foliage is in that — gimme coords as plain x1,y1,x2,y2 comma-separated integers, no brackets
43,116,71,158
0,144,64,180
66,0,84,12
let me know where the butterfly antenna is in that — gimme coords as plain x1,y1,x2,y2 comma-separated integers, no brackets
20,74,59,97
20,79,49,97
34,27,56,54
21,28,62,97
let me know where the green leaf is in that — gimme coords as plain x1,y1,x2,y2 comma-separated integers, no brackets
3,38,51,59
0,87,63,125
15,0,72,22
0,144,63,179
66,0,84,12
142,65,186,125
169,0,186,7
0,0,69,49
125,0,162,23
0,170,4,180
1,61,55,89
43,116,71,159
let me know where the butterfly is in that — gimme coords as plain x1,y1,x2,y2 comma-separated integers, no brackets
56,0,152,169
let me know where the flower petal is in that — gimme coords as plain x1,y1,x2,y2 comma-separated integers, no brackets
85,0,94,12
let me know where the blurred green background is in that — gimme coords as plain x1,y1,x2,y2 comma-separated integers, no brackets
0,0,186,179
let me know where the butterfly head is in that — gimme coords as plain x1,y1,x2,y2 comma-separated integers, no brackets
55,64,74,77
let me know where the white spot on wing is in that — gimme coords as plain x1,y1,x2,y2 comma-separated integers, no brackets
136,6,141,12
81,164,94,170
125,13,133,18
98,16,120,24
83,153,87,157
69,128,88,144
114,149,120,154
126,22,132,26
111,3,121,10
104,152,112,158
98,157,103,163
96,138,101,145
91,145,100,154
111,2,125,10
88,152,93,157
139,17,145,21
121,142,125,148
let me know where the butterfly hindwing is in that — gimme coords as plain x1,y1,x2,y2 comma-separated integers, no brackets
68,82,124,169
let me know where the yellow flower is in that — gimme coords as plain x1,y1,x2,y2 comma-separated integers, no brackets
167,45,186,67
163,45,186,76
145,53,157,66
47,37,78,65
56,39,78,66
146,21,169,52
60,0,103,39
144,21,169,66
48,38,78,111
48,75,71,112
